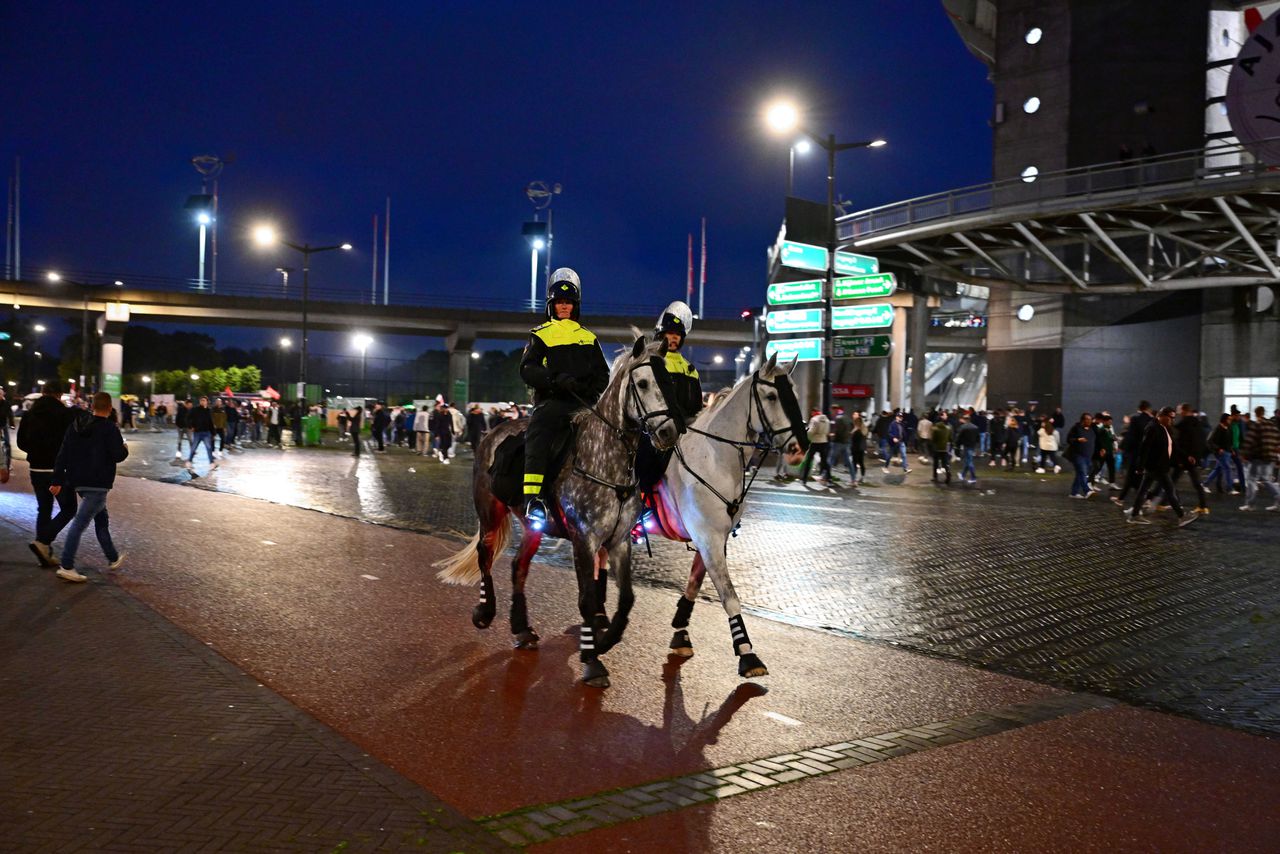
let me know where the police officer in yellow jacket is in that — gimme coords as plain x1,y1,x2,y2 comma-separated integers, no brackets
520,268,610,527
655,301,702,420
636,301,702,493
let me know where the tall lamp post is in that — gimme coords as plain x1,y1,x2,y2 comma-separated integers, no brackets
253,225,351,405
277,337,291,387
45,271,93,394
764,99,885,414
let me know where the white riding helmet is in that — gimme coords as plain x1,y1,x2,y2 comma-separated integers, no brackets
655,300,694,342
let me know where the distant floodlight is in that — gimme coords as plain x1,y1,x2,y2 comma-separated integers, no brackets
114,280,124,286
952,376,966,385
1017,304,1036,322
279,337,292,348
46,271,62,282
1020,166,1040,183
196,212,211,225
713,354,724,365
34,324,46,332
532,238,545,250
190,373,200,381
793,139,811,155
868,139,887,148
340,243,353,251
1025,27,1043,45
1023,96,1041,114
142,375,151,383
353,333,373,352
471,351,481,360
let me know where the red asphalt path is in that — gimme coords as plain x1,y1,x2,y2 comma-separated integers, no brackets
3,467,1278,851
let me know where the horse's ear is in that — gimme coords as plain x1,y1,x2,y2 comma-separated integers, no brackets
631,335,646,359
785,355,799,376
765,353,778,374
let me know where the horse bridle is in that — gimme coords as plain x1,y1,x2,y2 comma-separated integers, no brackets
571,356,681,501
668,369,805,518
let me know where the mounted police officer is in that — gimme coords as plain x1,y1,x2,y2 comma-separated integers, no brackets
636,301,703,494
520,268,610,528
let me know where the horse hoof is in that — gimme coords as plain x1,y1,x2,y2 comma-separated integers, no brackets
582,659,610,688
513,630,540,650
471,607,495,630
669,630,693,657
738,653,768,678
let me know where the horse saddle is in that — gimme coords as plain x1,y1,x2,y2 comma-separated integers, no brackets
488,428,576,510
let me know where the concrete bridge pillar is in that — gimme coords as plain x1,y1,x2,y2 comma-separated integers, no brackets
909,292,929,414
889,306,908,410
97,302,130,398
445,325,476,405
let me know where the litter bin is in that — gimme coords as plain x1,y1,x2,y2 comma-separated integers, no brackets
302,415,323,446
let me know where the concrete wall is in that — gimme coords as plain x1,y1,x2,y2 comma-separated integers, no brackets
992,0,1073,182
1198,288,1280,415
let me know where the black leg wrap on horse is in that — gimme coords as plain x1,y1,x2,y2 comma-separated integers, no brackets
598,612,628,655
738,652,768,678
670,629,692,651
579,622,597,663
471,575,497,629
509,592,530,636
594,574,608,610
728,614,752,655
672,595,695,629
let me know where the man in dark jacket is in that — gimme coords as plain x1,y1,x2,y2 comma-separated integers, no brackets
370,402,391,452
519,267,610,527
954,415,980,483
1115,400,1154,505
187,396,216,468
1127,407,1197,528
466,404,487,451
1169,403,1209,513
16,385,78,566
49,392,129,582
1065,412,1097,498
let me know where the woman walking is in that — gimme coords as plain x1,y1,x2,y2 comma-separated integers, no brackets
1036,417,1061,474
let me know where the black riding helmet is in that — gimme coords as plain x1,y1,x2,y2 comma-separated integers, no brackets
546,267,582,321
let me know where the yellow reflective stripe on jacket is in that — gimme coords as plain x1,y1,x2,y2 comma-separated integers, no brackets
531,319,598,348
665,350,699,379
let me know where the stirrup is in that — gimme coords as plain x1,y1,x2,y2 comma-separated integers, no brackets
525,497,550,532
630,509,655,544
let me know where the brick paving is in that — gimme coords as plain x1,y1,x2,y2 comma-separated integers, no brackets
481,693,1116,846
60,430,1280,734
0,520,504,853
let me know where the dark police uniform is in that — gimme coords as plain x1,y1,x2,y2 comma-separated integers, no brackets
519,278,610,509
636,304,702,493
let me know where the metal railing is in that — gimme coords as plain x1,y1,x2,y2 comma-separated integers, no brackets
837,140,1280,242
7,267,743,320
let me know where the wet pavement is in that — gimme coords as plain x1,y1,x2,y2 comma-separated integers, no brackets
104,427,1280,737
4,452,1279,852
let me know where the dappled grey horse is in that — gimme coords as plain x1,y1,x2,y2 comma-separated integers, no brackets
435,335,682,688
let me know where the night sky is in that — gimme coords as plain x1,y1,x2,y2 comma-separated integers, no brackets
4,1,992,353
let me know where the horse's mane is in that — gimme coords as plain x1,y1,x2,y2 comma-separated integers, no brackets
687,357,791,426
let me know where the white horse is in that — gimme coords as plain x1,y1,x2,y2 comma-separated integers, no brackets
641,353,808,677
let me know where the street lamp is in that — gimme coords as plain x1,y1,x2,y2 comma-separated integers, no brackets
353,333,373,384
253,224,352,404
789,138,811,196
46,270,96,393
522,221,549,311
185,195,215,290
763,97,886,414
277,337,292,386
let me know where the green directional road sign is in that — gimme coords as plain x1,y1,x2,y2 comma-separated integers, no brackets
765,337,823,363
766,278,823,305
831,302,895,330
779,240,829,272
834,250,878,276
834,272,897,300
765,308,824,334
833,334,893,359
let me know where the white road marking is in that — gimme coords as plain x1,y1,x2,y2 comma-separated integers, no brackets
753,500,856,513
755,486,841,500
189,519,201,523
361,574,379,581
261,540,277,545
763,711,803,727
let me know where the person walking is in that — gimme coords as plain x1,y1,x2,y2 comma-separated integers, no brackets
370,402,390,452
430,402,454,464
349,407,363,455
414,405,431,454
882,411,910,473
1065,412,1097,498
174,399,192,457
1035,417,1061,473
466,404,487,452
1091,412,1118,488
49,392,129,582
1126,407,1198,528
1239,404,1280,511
210,399,227,454
930,415,952,484
266,401,283,447
1203,412,1237,494
850,413,868,484
1170,403,1209,514
829,406,854,483
954,414,980,483
801,408,832,485
186,396,217,473
15,384,78,567
915,412,933,465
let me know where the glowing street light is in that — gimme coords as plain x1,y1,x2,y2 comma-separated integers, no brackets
713,354,725,365
34,324,46,332
762,95,887,414
253,223,352,404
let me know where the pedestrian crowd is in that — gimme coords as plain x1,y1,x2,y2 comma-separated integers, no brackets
772,398,1280,529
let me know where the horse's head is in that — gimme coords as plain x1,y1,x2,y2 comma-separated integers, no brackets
617,334,683,450
752,353,809,452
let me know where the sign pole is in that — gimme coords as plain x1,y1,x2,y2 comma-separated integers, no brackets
823,133,835,415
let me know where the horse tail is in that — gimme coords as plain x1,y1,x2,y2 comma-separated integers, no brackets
434,519,509,585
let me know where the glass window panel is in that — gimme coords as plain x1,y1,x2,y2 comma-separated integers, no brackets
1224,377,1251,395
